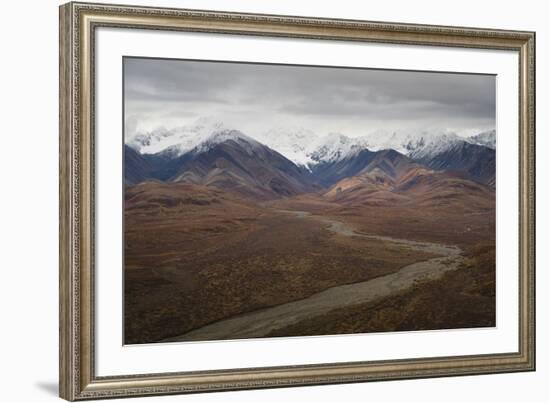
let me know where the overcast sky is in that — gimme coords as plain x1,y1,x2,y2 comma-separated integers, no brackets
124,57,496,139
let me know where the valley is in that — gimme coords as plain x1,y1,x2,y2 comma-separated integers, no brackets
163,211,464,342
124,126,496,344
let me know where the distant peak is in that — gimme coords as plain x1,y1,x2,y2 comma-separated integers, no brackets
468,129,496,149
191,129,264,156
202,129,256,145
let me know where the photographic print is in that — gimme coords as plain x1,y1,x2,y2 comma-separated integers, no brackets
60,5,535,398
123,57,496,345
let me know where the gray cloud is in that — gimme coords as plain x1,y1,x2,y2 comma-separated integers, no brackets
124,57,496,138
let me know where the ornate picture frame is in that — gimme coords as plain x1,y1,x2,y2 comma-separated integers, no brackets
59,2,535,400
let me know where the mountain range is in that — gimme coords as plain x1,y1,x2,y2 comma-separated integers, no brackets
125,122,496,200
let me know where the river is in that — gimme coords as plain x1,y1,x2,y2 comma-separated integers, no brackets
164,210,463,342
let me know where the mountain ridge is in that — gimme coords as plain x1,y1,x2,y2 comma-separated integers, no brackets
127,119,495,169
125,124,496,194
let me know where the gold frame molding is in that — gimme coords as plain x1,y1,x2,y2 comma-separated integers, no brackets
59,2,535,400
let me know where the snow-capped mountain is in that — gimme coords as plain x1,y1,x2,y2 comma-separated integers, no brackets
125,127,316,198
468,129,496,149
255,129,372,168
255,128,492,169
359,129,497,160
414,140,496,187
406,133,465,160
125,117,496,189
306,130,496,187
180,129,263,157
309,133,370,165
127,117,226,156
253,127,320,167
356,130,464,159
128,127,173,152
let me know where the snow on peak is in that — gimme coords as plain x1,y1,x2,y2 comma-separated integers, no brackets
255,129,371,167
254,127,320,167
406,132,463,160
309,133,369,164
358,130,459,157
190,129,262,155
126,118,226,156
127,126,172,151
468,129,496,149
379,129,496,160
126,117,496,167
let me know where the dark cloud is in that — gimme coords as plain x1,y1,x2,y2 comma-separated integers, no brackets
124,57,495,137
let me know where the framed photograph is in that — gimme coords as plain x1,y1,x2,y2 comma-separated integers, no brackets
59,2,535,400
